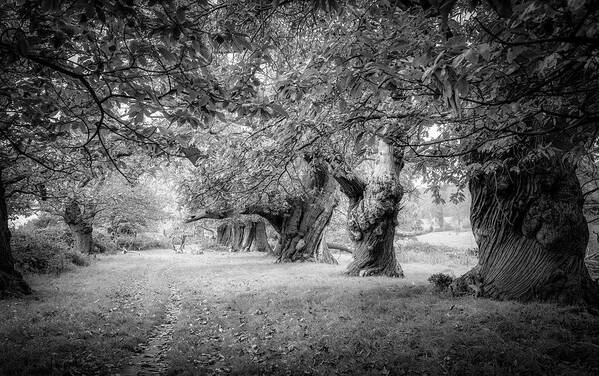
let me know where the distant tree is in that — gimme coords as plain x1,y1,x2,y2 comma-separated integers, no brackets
215,219,272,253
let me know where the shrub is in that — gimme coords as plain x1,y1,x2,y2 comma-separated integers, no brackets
11,229,88,275
114,232,170,251
65,251,90,267
428,273,454,292
93,232,119,254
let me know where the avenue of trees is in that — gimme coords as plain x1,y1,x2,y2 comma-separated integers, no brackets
1,0,598,306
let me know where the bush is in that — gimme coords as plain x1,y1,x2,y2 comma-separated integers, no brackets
93,232,119,254
11,229,88,275
65,251,90,267
114,232,170,251
428,273,454,292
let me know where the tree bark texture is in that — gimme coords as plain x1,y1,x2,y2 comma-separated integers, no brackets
332,136,405,277
272,195,338,264
217,220,272,253
0,170,31,297
455,154,599,305
271,158,338,264
63,200,94,255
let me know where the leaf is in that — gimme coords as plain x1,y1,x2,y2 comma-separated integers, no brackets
455,78,469,97
269,103,288,118
478,43,491,61
176,6,186,22
506,46,526,64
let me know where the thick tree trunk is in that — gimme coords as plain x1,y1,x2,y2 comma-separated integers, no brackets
216,222,232,245
274,194,338,264
271,158,338,264
69,224,93,254
64,200,94,254
186,157,338,264
0,170,31,297
346,209,403,277
332,135,405,277
217,220,272,253
454,154,599,305
249,221,271,252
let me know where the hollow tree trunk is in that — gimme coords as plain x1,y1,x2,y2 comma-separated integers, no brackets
332,135,405,277
64,200,94,254
0,170,31,297
454,154,599,305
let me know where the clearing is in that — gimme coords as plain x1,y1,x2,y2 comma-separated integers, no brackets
1,249,598,375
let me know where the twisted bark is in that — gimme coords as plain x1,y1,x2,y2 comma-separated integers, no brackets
0,170,31,297
331,135,405,277
454,152,599,305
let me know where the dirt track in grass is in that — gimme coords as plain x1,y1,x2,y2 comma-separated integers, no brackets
1,249,599,375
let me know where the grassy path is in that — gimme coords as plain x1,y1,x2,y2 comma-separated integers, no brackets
1,249,599,375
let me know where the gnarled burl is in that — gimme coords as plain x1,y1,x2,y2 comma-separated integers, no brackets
455,152,598,305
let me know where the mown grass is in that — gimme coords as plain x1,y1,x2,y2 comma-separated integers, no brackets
165,253,599,376
0,253,173,375
1,249,599,376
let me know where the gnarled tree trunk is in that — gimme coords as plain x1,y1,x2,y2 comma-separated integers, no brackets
332,134,405,277
186,157,338,264
273,195,337,263
271,158,338,264
0,170,31,297
63,200,95,255
454,153,599,305
217,220,272,253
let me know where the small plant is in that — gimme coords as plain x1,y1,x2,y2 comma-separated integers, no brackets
428,273,454,292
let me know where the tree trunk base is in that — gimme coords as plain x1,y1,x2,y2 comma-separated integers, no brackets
0,269,31,298
345,260,404,278
452,262,599,307
461,150,599,307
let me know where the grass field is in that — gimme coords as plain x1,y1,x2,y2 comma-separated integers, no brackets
1,249,599,375
414,231,477,250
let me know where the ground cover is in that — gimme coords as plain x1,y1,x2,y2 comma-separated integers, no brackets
1,248,598,375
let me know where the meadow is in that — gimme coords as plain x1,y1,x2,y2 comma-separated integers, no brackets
1,240,598,376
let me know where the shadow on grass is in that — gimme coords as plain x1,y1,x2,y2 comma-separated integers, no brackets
169,278,599,376
2,250,599,376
